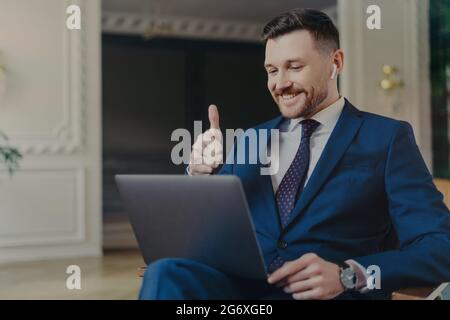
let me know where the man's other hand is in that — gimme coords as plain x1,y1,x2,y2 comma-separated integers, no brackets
267,253,345,300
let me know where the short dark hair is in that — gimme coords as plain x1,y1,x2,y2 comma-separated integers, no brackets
262,8,340,54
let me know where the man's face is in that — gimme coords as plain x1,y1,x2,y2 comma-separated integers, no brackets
264,30,332,119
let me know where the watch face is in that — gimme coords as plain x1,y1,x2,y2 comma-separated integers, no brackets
341,268,357,289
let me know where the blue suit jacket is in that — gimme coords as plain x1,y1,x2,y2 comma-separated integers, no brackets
219,99,450,294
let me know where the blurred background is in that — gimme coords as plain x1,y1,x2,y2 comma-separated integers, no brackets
0,0,449,299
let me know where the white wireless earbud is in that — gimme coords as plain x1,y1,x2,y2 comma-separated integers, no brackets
331,64,338,80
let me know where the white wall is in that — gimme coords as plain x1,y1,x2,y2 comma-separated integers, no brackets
0,0,102,263
338,0,432,170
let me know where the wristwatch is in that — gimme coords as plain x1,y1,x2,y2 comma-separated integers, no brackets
337,262,357,291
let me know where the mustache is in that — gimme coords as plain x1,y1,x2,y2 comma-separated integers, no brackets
275,88,308,96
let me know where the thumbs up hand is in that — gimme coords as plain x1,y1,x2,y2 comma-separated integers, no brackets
208,104,220,130
188,105,223,175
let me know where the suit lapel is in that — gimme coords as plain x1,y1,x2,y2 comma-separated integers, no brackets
282,100,364,231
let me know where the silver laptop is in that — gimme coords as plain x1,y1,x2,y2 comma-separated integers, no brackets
115,175,267,280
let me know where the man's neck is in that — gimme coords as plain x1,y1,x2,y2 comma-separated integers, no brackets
307,93,341,119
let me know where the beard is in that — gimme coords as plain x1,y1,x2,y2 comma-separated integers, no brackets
275,85,329,119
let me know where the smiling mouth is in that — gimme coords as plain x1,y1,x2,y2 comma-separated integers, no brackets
280,92,299,101
278,91,306,104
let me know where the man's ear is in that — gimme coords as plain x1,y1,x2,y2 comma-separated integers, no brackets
331,49,344,78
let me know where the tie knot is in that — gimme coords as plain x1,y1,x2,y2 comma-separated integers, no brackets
301,119,320,139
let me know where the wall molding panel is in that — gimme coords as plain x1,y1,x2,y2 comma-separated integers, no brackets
0,165,86,247
0,0,102,264
0,0,87,155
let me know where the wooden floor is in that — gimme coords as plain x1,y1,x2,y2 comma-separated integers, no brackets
0,249,145,300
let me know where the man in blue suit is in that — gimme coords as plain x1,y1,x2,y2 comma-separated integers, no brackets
139,8,450,299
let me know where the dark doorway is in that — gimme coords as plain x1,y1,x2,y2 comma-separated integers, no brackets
102,35,278,248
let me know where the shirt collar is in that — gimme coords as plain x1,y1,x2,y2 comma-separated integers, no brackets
286,96,345,132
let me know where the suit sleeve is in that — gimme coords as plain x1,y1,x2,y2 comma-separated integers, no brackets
353,121,450,292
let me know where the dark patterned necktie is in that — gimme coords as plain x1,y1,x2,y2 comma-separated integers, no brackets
268,119,320,273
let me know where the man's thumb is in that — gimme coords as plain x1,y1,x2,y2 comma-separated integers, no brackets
208,104,220,129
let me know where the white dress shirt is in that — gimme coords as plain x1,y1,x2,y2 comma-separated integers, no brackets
269,96,345,193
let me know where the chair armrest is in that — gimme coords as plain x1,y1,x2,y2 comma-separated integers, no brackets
391,287,437,300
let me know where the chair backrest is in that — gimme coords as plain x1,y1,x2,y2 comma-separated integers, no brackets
434,178,450,208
